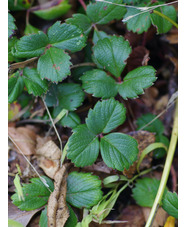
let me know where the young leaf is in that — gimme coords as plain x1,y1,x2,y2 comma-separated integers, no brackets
118,66,157,99
8,219,24,227
86,98,126,135
37,47,71,82
8,72,24,103
8,37,18,62
13,32,49,58
123,6,151,34
60,112,81,129
67,124,99,167
150,4,177,34
66,172,103,208
86,0,127,25
93,36,131,77
136,113,164,135
162,192,178,219
65,204,78,227
47,22,87,52
100,133,138,171
66,14,92,35
8,13,17,38
39,206,48,227
24,23,40,35
22,67,48,96
81,69,118,99
132,177,168,207
154,134,169,159
45,83,85,111
11,176,54,211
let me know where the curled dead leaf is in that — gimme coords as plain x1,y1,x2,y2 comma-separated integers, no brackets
47,163,71,227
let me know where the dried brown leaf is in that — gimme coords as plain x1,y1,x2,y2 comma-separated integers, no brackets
47,163,71,227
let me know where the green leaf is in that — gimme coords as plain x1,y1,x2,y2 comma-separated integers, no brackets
154,134,169,159
118,66,157,99
8,13,17,38
39,207,48,227
37,47,71,82
93,36,131,77
162,192,178,219
123,6,151,34
45,83,85,111
48,22,87,52
81,69,118,99
66,172,103,208
60,112,81,129
24,23,40,35
132,177,168,207
86,0,127,24
11,176,54,211
8,0,33,10
150,4,177,34
22,67,48,96
13,32,49,58
8,219,24,227
136,113,164,135
8,72,24,103
100,133,138,171
65,204,78,227
67,124,99,167
8,37,18,62
86,98,126,135
33,0,71,20
92,30,110,45
66,14,92,35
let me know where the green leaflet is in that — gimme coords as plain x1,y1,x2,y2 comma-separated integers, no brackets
8,13,17,38
86,0,127,24
67,124,100,167
92,30,110,45
66,172,103,208
162,191,178,219
24,23,40,35
118,66,157,99
86,98,126,135
13,31,49,58
8,0,33,11
93,36,131,78
81,69,118,99
48,22,87,52
100,133,138,171
8,72,24,103
66,14,92,35
39,207,48,227
37,47,71,82
60,112,81,129
23,67,48,96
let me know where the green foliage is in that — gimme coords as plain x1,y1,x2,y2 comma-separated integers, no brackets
93,36,131,77
66,172,103,208
65,204,78,227
24,23,40,35
162,191,178,219
39,207,48,227
92,30,110,45
60,112,81,129
8,219,24,227
8,13,17,38
132,177,168,207
8,0,33,11
11,176,54,211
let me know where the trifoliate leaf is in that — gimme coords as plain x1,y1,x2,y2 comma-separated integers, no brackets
92,30,110,45
86,0,127,25
118,66,157,99
13,32,49,58
33,0,71,20
48,22,87,52
123,5,151,34
93,36,131,77
39,207,48,227
136,113,164,135
24,23,40,35
100,133,138,171
45,83,85,111
81,69,118,99
37,47,71,82
66,172,103,208
22,67,48,96
162,192,178,219
11,176,54,211
8,13,17,38
67,125,99,167
65,204,78,227
154,134,169,159
8,72,24,103
86,98,126,135
150,3,177,34
66,14,92,35
60,112,81,129
132,177,168,207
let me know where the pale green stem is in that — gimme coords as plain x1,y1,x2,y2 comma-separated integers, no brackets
145,100,178,227
153,10,178,29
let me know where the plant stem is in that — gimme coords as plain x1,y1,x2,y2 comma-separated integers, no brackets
78,0,87,11
153,10,178,29
145,100,178,227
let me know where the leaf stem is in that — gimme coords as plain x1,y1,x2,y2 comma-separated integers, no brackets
78,0,87,11
70,62,96,69
145,100,178,227
153,10,178,29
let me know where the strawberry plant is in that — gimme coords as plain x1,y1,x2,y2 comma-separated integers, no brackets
8,0,178,226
